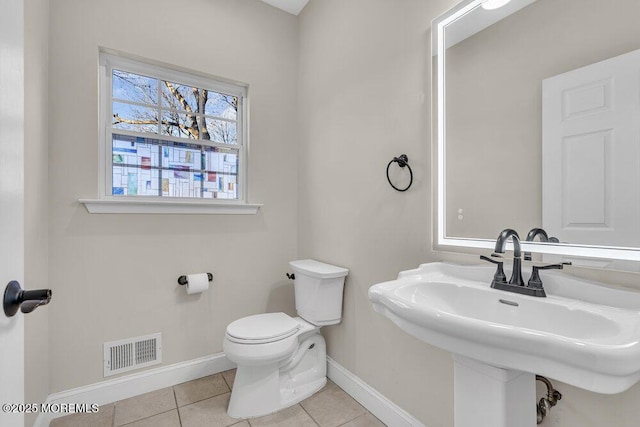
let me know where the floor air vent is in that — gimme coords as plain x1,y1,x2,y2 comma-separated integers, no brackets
104,333,162,377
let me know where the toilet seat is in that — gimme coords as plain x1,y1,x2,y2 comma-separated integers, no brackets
226,312,301,344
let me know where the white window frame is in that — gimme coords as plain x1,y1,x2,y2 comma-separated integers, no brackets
80,50,261,214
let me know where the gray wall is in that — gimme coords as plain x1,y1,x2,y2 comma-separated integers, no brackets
24,0,50,425
47,0,299,393
298,0,455,425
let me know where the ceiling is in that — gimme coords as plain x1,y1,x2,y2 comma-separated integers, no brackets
259,0,310,15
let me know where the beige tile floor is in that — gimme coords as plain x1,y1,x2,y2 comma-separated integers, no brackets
50,369,386,427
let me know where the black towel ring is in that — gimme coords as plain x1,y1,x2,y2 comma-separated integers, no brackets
386,154,413,192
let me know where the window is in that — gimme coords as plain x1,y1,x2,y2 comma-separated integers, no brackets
83,52,259,214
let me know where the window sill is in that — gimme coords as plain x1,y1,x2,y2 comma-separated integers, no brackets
79,198,262,215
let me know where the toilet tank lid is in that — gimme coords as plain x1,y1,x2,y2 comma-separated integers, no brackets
289,259,349,279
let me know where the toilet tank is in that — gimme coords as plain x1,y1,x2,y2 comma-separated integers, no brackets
289,259,349,326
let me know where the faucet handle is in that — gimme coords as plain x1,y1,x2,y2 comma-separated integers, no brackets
527,263,567,290
480,255,501,264
480,255,507,284
536,262,569,270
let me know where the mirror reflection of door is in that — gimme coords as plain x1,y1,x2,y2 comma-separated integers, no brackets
543,49,640,268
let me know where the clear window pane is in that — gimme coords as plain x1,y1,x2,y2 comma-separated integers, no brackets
160,111,199,139
161,81,202,113
206,118,237,144
205,92,238,120
113,102,159,134
112,69,158,105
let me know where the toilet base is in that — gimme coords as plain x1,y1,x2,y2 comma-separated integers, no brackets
227,332,327,419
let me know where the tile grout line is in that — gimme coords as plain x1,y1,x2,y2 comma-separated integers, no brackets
221,370,234,390
299,402,321,427
336,412,364,427
301,382,373,427
338,412,387,427
118,409,179,427
173,373,232,410
367,411,387,427
335,412,367,427
221,370,239,426
172,386,183,427
175,389,231,410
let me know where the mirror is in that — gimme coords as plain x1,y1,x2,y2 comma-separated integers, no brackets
434,0,640,265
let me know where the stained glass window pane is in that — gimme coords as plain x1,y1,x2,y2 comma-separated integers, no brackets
112,135,161,196
160,141,203,198
161,142,201,170
203,146,239,199
112,135,159,166
160,171,202,198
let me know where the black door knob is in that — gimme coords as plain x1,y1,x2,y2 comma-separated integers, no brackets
3,281,52,317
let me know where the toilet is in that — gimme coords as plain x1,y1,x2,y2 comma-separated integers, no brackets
223,259,348,419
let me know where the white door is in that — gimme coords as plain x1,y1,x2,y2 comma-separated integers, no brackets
0,0,26,426
542,49,640,258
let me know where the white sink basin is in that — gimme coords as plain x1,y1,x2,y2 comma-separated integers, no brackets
369,262,640,394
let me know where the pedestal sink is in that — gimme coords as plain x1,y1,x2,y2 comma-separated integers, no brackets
369,262,640,426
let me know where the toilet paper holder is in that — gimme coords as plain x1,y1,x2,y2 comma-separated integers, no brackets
177,273,213,286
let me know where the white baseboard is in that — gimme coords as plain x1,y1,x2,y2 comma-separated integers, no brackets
34,353,422,427
327,357,425,427
34,353,235,427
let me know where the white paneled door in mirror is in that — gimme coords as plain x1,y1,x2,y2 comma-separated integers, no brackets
434,0,640,263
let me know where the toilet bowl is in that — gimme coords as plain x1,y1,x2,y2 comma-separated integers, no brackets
223,313,327,418
223,260,348,419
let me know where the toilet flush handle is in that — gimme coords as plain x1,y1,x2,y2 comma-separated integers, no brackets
286,273,295,280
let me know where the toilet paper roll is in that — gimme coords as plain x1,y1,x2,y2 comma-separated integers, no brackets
186,273,210,295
